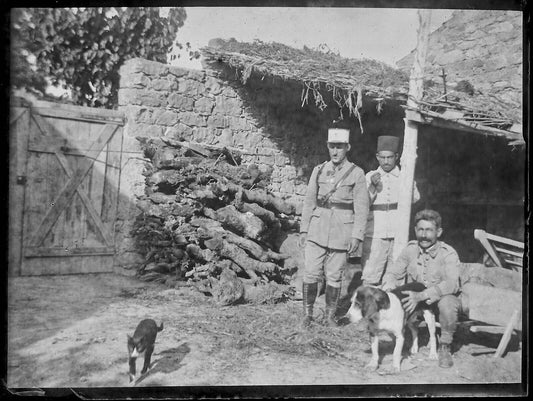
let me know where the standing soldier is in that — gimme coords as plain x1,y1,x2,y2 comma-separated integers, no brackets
361,135,420,286
299,128,369,327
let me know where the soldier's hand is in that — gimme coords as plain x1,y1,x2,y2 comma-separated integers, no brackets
401,291,424,314
298,233,307,248
347,238,360,256
370,172,381,186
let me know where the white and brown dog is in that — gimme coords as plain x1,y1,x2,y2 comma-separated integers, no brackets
345,283,438,372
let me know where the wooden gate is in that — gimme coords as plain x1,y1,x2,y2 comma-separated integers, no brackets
9,98,124,275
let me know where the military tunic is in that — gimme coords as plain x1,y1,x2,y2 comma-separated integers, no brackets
382,240,462,344
300,160,369,286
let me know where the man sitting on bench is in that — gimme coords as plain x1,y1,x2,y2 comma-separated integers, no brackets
381,209,463,368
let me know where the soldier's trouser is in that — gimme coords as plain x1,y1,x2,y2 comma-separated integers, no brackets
436,295,462,345
303,240,346,288
361,237,394,285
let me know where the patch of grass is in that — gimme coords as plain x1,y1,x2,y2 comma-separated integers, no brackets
181,300,369,364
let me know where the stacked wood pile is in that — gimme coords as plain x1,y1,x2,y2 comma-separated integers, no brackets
131,137,301,305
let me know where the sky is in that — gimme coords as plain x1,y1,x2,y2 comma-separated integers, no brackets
166,7,455,69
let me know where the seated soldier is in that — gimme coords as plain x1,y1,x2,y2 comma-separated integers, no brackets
381,209,463,368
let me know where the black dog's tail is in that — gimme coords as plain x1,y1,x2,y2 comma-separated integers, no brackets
157,322,164,332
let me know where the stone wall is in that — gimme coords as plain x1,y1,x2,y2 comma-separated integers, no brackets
114,58,366,270
397,10,522,122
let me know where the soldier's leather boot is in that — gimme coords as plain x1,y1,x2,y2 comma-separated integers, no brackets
302,282,318,328
438,343,454,368
324,284,341,327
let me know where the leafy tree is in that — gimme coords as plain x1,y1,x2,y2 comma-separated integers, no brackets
11,7,188,108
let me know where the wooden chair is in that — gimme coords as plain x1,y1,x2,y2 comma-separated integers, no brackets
473,229,524,271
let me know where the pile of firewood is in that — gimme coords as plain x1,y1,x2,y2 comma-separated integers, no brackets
131,137,301,305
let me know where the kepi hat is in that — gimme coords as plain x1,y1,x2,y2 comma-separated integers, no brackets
328,128,350,143
377,135,400,153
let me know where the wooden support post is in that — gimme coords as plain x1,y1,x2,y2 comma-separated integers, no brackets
393,10,432,260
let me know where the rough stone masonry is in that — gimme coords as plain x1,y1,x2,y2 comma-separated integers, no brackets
114,58,327,271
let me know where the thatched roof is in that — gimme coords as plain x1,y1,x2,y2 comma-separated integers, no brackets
201,38,409,123
201,39,523,145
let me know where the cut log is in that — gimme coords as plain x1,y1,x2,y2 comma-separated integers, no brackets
189,188,218,201
144,262,176,274
185,244,216,263
147,169,188,187
196,225,288,263
204,238,279,275
205,268,289,305
161,137,243,160
136,200,174,219
210,268,245,305
160,137,213,158
238,202,281,229
214,205,267,241
241,188,296,215
152,148,186,169
149,192,177,204
190,216,224,231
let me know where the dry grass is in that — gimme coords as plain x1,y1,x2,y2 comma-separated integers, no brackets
154,288,371,366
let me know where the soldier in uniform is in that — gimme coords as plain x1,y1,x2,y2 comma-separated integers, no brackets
299,128,369,327
361,135,420,286
381,209,462,368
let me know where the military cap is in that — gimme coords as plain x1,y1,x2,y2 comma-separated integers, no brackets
328,128,350,143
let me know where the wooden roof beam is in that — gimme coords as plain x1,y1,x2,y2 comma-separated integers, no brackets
404,108,525,146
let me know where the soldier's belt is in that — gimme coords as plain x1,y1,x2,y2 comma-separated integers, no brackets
316,199,354,210
370,203,398,211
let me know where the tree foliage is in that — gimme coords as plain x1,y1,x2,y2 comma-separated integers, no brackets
11,7,188,108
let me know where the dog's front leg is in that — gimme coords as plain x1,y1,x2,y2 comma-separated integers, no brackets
128,357,136,383
392,331,404,372
423,310,438,360
408,323,419,355
366,334,379,370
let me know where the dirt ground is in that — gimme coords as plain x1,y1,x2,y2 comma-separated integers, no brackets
5,273,524,396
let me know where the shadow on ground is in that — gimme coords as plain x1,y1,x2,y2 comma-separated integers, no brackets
134,343,191,385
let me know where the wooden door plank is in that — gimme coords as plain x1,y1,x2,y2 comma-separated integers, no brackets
87,121,107,244
28,123,118,247
10,108,27,126
28,135,68,153
55,150,113,245
33,105,125,125
25,246,114,257
9,107,29,276
32,114,114,246
23,123,53,246
21,255,114,275
101,126,123,225
41,145,64,248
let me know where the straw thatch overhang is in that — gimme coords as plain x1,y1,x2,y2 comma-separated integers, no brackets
201,39,409,130
201,39,524,146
